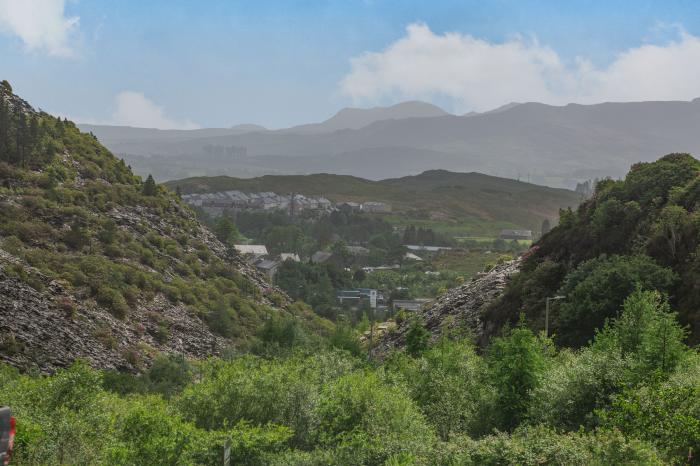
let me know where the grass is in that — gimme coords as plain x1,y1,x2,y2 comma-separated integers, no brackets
381,215,522,238
455,236,533,246
430,249,499,277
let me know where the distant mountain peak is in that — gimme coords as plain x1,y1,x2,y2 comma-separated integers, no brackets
229,123,267,132
285,100,449,134
482,102,522,114
329,100,448,122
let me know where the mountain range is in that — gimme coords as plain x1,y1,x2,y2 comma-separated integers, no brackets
80,98,700,188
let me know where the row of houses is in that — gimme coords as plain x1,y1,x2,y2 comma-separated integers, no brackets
182,190,392,216
182,191,333,215
336,201,392,213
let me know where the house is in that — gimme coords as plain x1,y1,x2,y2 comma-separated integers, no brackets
361,201,391,213
337,202,361,212
362,265,400,273
405,245,453,252
392,299,432,312
311,251,333,264
254,258,281,280
280,253,300,262
234,244,269,256
500,229,533,240
346,245,370,256
337,288,385,309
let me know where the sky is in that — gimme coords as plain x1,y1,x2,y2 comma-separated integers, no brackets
2,0,700,129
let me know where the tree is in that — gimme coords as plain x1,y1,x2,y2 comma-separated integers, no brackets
405,318,429,357
64,220,91,250
541,218,551,235
331,240,352,267
213,216,241,246
142,174,157,196
264,225,305,255
315,371,435,465
556,255,677,347
593,289,688,378
402,225,416,244
652,205,688,259
487,320,550,431
391,338,491,440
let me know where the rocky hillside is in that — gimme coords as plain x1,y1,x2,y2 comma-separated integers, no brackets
375,259,521,356
0,81,329,372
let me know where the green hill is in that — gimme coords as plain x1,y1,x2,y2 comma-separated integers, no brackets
0,82,329,372
485,153,700,345
166,170,581,236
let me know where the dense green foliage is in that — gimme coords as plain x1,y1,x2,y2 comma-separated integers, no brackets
488,153,700,345
3,287,693,464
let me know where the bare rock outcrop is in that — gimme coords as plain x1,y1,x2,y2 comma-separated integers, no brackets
374,259,521,357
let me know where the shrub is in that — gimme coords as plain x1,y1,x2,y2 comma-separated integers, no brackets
386,338,492,440
96,286,129,319
315,370,435,465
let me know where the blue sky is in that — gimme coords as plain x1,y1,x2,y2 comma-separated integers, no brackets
2,0,700,128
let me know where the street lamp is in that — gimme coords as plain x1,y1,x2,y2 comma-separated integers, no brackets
545,296,565,337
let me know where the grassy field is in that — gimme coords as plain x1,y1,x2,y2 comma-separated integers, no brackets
455,236,533,246
430,249,501,277
381,215,523,238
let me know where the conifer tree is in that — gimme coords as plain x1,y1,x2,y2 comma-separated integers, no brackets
143,174,157,196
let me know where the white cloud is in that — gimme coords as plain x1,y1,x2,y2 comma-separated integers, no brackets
340,23,700,111
0,0,79,57
84,91,199,130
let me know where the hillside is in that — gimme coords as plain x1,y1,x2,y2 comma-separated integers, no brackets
83,98,700,186
0,82,328,372
484,153,700,345
374,153,700,351
166,170,581,234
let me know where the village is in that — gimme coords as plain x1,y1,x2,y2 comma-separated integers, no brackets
181,189,533,324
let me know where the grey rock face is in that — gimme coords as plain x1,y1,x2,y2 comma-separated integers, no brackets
374,259,521,357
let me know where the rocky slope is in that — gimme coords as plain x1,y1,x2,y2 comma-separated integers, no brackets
0,83,326,373
374,259,521,356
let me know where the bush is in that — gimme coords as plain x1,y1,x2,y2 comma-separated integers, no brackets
385,338,492,440
435,425,662,465
315,370,435,465
599,355,700,463
96,286,129,319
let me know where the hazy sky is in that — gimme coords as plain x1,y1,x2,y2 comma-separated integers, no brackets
2,0,700,129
